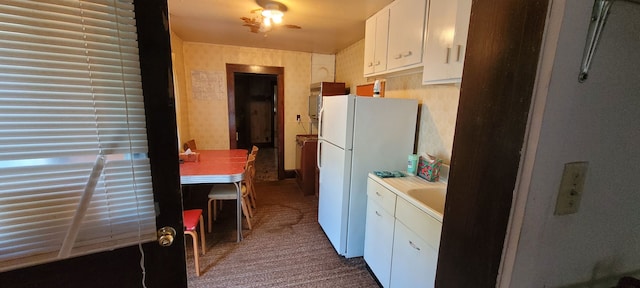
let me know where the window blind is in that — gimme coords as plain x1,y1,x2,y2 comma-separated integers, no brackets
0,0,157,272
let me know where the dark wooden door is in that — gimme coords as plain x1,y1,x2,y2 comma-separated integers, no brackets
435,0,549,286
0,1,188,287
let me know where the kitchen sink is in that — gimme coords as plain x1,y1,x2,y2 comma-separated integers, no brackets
405,187,447,215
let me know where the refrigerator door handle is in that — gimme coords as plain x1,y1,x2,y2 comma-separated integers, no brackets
318,103,324,138
316,102,324,170
317,140,322,169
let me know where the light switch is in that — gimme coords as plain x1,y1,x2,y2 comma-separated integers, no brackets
554,161,588,215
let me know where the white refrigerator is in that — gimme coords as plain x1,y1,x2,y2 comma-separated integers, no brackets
317,95,418,258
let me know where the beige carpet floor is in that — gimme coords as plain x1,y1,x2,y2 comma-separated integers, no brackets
184,179,379,288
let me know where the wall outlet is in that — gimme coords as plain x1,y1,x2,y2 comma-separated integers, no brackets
554,161,589,215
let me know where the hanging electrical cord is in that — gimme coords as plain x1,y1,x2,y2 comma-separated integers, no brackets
109,0,149,286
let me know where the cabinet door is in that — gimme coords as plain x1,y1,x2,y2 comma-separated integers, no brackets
364,16,377,75
422,0,458,84
374,10,389,73
451,0,472,77
387,0,426,70
364,198,395,287
390,221,438,288
364,9,389,76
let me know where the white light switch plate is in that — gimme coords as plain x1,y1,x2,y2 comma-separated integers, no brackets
554,161,588,215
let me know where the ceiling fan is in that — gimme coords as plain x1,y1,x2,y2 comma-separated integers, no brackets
241,0,302,34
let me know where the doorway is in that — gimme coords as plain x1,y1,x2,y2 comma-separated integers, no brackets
233,73,276,149
226,64,285,180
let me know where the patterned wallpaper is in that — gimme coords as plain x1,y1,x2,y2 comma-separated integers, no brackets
336,40,460,163
170,32,190,149
171,34,459,169
335,39,369,94
171,36,311,169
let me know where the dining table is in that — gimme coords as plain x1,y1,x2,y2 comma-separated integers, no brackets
180,149,248,242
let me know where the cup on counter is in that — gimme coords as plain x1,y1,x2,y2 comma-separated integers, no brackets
407,154,419,175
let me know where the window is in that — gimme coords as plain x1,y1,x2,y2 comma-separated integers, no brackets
0,0,156,272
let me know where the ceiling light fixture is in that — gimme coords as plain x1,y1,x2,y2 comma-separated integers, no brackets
241,1,301,35
261,2,284,26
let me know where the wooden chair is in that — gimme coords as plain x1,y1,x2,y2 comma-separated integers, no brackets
183,209,205,276
207,155,255,233
244,157,257,215
247,146,258,208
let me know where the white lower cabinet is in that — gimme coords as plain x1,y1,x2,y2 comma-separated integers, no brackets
365,176,442,288
364,198,395,287
389,221,438,288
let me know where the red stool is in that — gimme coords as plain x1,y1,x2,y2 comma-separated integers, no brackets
183,209,205,276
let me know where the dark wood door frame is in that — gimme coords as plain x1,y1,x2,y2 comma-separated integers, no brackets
226,64,285,180
435,0,549,286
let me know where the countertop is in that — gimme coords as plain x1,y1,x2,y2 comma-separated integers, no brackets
368,173,447,222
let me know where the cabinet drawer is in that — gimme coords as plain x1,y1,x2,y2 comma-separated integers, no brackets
367,177,397,215
395,197,442,250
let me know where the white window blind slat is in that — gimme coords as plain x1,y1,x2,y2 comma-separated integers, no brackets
0,0,157,273
0,67,142,83
0,49,141,68
0,1,137,28
0,57,141,76
1,204,155,244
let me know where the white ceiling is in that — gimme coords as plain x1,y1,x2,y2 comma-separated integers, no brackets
168,0,393,54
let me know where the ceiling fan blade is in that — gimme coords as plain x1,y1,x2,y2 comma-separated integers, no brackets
240,17,254,24
284,24,301,29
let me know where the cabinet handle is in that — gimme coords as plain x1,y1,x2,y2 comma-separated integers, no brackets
403,51,412,57
456,45,462,62
375,191,382,197
375,60,381,66
375,211,382,217
409,240,421,251
394,54,402,59
446,47,451,64
368,62,374,67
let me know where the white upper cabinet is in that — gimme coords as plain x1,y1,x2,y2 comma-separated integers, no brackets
422,0,472,84
364,8,389,76
387,0,427,71
364,0,427,77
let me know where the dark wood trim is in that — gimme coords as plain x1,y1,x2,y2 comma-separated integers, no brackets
435,0,549,287
135,0,187,286
284,169,297,179
226,64,285,180
226,69,237,149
